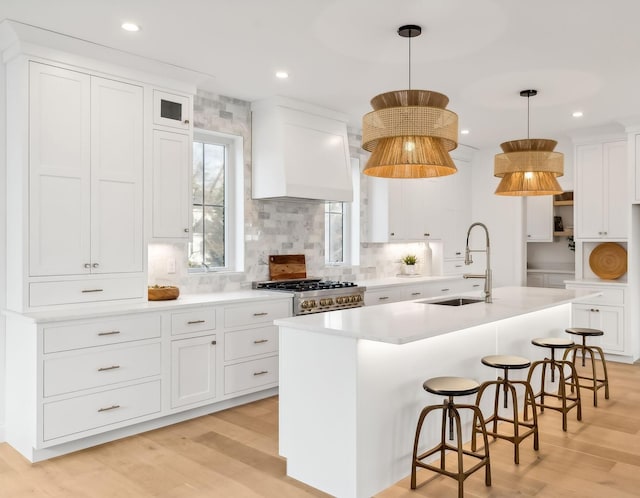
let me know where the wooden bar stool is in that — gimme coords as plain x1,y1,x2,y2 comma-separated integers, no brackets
526,337,582,431
411,376,491,498
472,355,539,464
563,327,610,406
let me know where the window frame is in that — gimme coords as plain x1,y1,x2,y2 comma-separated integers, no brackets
188,128,244,273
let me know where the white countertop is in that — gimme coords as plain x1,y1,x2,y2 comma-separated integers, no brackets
6,290,293,323
275,286,599,345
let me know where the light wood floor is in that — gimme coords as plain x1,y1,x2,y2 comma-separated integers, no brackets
1,360,639,497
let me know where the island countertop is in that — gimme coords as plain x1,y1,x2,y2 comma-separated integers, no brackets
275,286,598,345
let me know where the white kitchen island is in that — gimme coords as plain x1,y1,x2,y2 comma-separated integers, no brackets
275,286,598,498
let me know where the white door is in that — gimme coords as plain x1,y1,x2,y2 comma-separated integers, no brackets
29,62,91,276
90,77,144,273
576,143,604,238
603,141,627,238
152,130,191,239
171,335,217,408
526,195,553,242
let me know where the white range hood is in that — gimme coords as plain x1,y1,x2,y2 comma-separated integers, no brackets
251,97,353,202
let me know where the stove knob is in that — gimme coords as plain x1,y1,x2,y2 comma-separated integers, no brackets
355,294,362,302
335,297,343,304
346,296,354,303
326,298,334,306
300,300,309,309
319,298,327,306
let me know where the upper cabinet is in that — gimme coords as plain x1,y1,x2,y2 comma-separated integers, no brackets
525,196,553,242
365,159,471,252
153,90,191,130
6,59,148,311
29,63,144,277
575,140,627,239
251,97,352,202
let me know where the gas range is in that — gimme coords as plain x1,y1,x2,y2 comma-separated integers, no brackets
253,278,366,315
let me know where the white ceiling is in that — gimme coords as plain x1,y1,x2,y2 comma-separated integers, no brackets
3,0,640,150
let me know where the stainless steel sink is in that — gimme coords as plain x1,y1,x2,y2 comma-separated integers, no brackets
418,297,484,306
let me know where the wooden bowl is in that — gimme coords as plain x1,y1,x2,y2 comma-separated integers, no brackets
148,286,180,301
589,243,627,280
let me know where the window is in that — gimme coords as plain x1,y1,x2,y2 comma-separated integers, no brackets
325,158,360,265
189,129,244,272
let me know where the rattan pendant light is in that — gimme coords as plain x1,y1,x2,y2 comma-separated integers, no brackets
494,90,564,196
362,25,458,178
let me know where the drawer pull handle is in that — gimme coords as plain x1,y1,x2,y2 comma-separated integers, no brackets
98,330,121,336
411,292,421,296
378,296,389,300
98,404,120,413
254,339,269,344
473,284,481,288
253,312,269,317
82,289,104,293
441,288,450,292
211,340,217,345
253,370,268,376
98,365,121,372
187,320,206,324
455,265,463,268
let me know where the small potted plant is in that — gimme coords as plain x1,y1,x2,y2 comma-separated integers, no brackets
402,254,418,275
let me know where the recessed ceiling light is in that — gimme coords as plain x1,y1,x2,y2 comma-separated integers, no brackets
121,22,140,32
460,129,470,135
572,111,583,118
275,71,289,79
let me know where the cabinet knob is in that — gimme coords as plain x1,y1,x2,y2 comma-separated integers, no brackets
92,263,99,268
184,228,190,233
84,263,91,269
390,232,395,236
424,233,430,237
211,340,217,345
184,119,190,124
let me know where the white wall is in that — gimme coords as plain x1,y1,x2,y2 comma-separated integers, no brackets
470,147,525,287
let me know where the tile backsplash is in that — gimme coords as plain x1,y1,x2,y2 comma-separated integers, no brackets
148,89,430,293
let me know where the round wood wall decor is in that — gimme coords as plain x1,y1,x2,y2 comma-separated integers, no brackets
589,243,627,280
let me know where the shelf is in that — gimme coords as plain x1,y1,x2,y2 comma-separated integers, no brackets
554,200,574,206
554,229,573,237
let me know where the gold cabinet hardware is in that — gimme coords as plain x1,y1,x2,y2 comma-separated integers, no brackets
253,312,268,316
187,319,205,324
82,289,104,293
253,370,268,376
97,330,120,336
97,365,120,372
254,339,268,344
97,404,120,412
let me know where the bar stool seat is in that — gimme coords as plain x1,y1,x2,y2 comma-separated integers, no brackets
526,337,582,431
472,355,539,464
411,376,491,498
563,327,610,406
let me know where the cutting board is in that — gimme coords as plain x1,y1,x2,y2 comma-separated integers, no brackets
269,254,307,280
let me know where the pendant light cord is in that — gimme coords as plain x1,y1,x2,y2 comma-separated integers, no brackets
408,33,412,90
527,93,530,139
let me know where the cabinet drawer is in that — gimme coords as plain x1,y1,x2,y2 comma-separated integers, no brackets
43,314,160,353
224,300,291,328
225,325,278,361
171,308,216,335
44,343,161,397
224,356,278,395
30,276,145,307
401,284,428,301
364,287,402,306
568,286,624,305
43,380,161,442
443,259,466,275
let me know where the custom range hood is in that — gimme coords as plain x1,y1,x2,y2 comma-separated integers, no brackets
251,97,353,202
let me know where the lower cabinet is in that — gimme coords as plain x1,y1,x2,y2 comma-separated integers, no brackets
565,282,626,355
364,286,403,306
5,296,292,462
170,334,217,408
572,304,624,353
365,278,484,306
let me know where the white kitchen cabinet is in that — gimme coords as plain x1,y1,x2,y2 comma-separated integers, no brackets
7,59,145,311
526,196,553,242
29,63,144,276
364,286,403,306
222,299,289,396
171,334,217,408
152,129,192,239
5,311,162,459
575,140,627,239
572,304,624,353
566,282,626,355
438,160,472,258
153,89,191,130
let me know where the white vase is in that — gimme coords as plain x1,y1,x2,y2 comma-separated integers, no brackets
404,264,416,275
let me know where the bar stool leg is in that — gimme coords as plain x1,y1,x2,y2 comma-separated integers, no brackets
593,345,610,400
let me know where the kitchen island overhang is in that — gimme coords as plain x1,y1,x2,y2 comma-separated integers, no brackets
276,286,600,498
